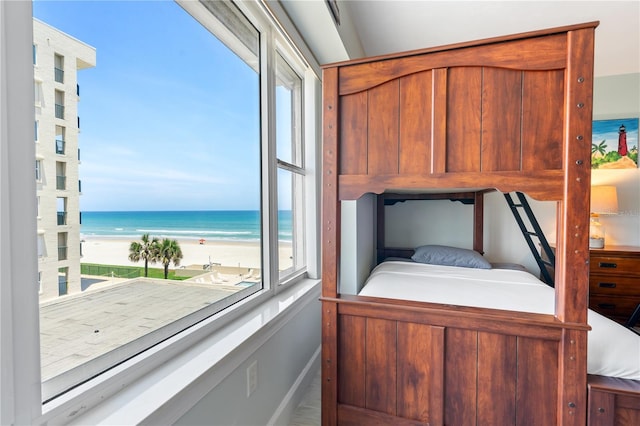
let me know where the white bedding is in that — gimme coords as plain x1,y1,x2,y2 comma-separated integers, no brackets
359,261,640,380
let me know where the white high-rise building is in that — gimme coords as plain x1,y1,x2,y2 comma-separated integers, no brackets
33,19,96,300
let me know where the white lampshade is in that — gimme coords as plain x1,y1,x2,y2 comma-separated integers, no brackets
589,185,618,249
590,185,619,215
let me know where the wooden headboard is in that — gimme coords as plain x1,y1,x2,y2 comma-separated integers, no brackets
376,191,490,263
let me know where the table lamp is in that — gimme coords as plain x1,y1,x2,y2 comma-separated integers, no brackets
589,185,619,249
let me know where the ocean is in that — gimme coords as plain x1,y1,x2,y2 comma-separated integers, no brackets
81,210,292,243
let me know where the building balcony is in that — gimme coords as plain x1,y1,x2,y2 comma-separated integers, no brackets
57,212,67,226
55,103,65,119
56,175,66,190
55,67,64,83
58,246,68,261
56,139,65,155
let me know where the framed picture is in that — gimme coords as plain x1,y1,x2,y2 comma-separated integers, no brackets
591,117,639,169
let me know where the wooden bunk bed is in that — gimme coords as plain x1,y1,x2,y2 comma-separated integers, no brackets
320,22,640,425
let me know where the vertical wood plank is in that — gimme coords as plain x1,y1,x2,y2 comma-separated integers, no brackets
339,92,368,175
587,388,615,426
444,328,477,425
397,323,444,424
477,332,517,425
481,68,522,172
365,318,397,415
431,68,448,174
516,337,559,425
446,67,482,172
321,66,340,426
399,71,432,174
522,70,564,171
338,315,366,407
556,27,594,426
368,80,400,175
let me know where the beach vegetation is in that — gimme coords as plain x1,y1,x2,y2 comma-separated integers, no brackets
128,233,159,277
156,238,184,279
81,263,190,281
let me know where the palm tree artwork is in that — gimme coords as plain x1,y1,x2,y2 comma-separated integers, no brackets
592,140,607,157
128,233,159,277
157,238,183,279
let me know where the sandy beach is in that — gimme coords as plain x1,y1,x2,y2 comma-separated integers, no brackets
81,236,292,271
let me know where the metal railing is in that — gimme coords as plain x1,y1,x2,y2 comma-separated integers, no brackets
54,67,64,83
55,103,65,119
57,212,67,226
58,246,68,261
55,139,65,155
56,175,66,190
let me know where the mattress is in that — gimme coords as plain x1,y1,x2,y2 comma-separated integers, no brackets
359,261,640,380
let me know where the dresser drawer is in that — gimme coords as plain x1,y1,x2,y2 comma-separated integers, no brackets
590,255,640,276
589,295,640,323
589,275,640,297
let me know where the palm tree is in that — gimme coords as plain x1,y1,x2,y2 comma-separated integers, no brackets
156,238,183,279
128,233,159,277
592,140,607,157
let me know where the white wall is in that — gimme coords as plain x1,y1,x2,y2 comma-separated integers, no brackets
340,194,376,294
176,296,321,426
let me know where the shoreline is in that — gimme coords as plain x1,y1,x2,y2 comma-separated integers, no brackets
81,236,292,270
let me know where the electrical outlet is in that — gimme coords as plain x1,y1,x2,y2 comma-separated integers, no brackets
246,360,258,397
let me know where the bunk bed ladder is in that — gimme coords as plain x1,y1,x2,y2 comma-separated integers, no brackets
504,192,555,287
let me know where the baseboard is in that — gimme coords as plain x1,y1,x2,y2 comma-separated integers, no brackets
268,345,321,426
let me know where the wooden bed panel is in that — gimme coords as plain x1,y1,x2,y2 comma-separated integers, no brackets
368,81,400,175
396,322,444,424
481,68,523,172
399,71,432,174
365,318,397,414
516,337,560,424
446,67,482,172
337,315,365,407
339,92,368,175
522,70,565,171
444,328,478,425
477,332,518,424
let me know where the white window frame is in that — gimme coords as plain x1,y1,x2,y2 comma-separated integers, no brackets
1,1,321,424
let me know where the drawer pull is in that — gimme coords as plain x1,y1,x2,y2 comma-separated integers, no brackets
597,303,616,310
599,262,617,268
598,282,617,288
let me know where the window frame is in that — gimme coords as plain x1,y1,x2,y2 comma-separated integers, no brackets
0,1,321,423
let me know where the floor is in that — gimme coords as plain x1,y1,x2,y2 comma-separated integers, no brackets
289,368,321,425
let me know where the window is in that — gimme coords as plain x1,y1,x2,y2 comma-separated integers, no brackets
57,232,68,261
55,125,65,154
55,161,65,190
33,43,38,65
38,272,43,294
57,197,67,225
36,159,42,182
34,79,44,107
58,267,68,295
35,120,39,142
275,53,305,279
25,0,318,404
37,233,46,258
54,89,64,119
54,53,64,83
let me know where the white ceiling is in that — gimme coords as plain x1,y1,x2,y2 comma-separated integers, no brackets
281,0,639,78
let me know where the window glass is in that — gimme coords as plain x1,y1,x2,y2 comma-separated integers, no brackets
32,0,313,403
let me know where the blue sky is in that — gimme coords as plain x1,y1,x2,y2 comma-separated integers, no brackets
33,0,261,211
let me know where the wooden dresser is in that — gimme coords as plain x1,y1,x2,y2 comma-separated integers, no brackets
588,245,640,324
542,245,640,324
